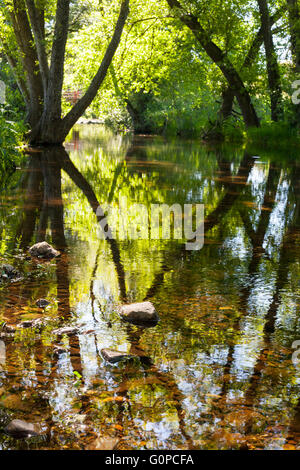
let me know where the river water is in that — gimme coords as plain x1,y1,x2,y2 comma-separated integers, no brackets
0,125,299,450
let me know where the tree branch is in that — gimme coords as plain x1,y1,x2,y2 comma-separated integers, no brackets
10,0,44,124
0,36,30,102
25,0,49,95
219,4,286,121
61,0,130,137
243,4,286,70
166,0,259,127
5,53,30,103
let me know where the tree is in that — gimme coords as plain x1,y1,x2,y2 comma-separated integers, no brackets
64,0,219,135
166,0,260,128
257,0,284,121
287,0,300,124
287,0,300,69
0,0,130,145
218,3,286,122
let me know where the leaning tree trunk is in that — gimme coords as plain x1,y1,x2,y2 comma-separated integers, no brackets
218,88,235,121
257,0,284,122
166,0,260,128
9,1,44,128
287,0,300,69
219,5,286,121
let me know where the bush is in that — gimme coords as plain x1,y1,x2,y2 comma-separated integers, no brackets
247,122,300,149
0,106,26,177
202,116,246,143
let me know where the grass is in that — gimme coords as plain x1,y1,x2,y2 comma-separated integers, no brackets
247,122,300,150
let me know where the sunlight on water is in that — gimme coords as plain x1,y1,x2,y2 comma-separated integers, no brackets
0,125,299,450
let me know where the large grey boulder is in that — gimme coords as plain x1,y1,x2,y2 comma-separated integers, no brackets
29,242,60,259
119,301,159,325
4,419,41,439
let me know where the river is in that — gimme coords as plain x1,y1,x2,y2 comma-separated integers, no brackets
0,125,299,450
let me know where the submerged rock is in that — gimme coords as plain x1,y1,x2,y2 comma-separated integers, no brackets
0,264,22,282
53,326,79,336
2,324,17,334
0,331,15,339
119,301,159,325
101,348,132,364
3,419,40,439
53,345,67,356
18,321,34,329
86,437,120,450
29,242,60,259
36,299,51,308
1,319,46,336
18,319,38,329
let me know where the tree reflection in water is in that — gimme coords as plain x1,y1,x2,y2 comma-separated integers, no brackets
0,129,299,450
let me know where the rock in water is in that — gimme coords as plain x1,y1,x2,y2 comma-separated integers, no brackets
101,348,133,364
119,301,159,325
2,324,17,334
29,242,60,259
0,264,21,282
4,419,40,439
53,345,67,356
36,298,51,308
86,437,120,450
18,318,42,329
53,326,79,336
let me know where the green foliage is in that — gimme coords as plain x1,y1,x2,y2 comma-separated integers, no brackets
61,0,294,138
0,61,26,119
0,0,298,141
0,59,26,185
63,0,221,135
0,107,26,179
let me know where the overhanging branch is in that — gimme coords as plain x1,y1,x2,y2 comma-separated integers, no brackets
61,0,130,136
25,0,49,95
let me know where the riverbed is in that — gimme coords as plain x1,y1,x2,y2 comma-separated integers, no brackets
0,125,299,450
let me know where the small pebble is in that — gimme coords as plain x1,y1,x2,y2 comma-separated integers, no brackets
36,299,51,308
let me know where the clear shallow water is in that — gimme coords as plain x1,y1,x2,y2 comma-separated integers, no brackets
0,125,299,450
